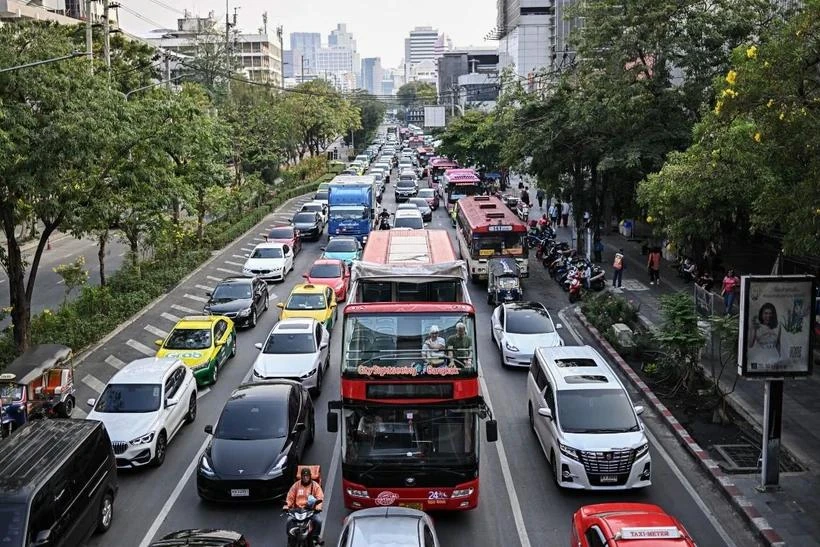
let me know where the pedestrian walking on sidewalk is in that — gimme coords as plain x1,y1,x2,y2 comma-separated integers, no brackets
721,269,740,315
520,186,531,207
549,203,559,225
612,249,625,288
647,247,661,285
536,188,545,209
561,202,570,227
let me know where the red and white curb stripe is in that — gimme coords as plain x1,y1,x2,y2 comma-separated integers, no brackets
575,309,786,547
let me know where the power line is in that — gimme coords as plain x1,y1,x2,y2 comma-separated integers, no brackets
117,3,169,31
143,0,186,16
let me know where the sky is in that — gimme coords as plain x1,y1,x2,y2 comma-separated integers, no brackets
119,0,498,68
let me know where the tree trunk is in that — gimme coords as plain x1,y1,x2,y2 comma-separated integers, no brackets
196,189,206,243
97,231,108,287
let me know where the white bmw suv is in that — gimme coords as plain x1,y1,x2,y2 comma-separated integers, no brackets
87,357,197,468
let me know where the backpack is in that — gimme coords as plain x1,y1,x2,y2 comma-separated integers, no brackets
613,255,623,270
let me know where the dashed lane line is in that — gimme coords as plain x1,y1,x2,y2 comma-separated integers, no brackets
126,339,156,356
231,255,247,260
105,355,126,370
224,260,244,267
183,293,208,303
196,387,211,399
194,284,212,292
81,374,107,394
206,275,222,282
144,324,168,339
216,267,242,276
160,312,181,323
171,304,199,315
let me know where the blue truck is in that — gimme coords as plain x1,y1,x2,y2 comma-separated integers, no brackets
327,178,376,243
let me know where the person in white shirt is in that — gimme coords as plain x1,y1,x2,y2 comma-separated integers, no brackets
422,325,446,364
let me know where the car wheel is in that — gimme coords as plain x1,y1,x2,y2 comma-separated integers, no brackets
185,393,197,424
307,411,316,446
211,364,219,385
229,336,236,358
59,397,74,418
263,292,269,311
552,450,562,488
249,309,257,328
96,492,114,534
152,431,167,467
313,367,322,397
528,404,535,432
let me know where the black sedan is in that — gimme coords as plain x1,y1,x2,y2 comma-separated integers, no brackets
149,529,249,547
197,380,315,502
292,211,323,241
204,277,269,328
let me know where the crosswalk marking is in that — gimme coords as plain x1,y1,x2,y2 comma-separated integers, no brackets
232,254,246,260
258,232,269,237
216,267,242,275
240,248,253,253
105,355,126,370
194,284,212,292
126,339,156,356
252,237,264,242
144,324,168,338
224,260,244,267
82,374,107,394
171,304,199,315
184,293,208,303
72,406,88,419
161,312,181,323
196,387,211,400
206,275,222,282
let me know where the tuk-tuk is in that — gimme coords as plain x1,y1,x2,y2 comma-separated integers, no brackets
0,344,75,436
487,258,523,305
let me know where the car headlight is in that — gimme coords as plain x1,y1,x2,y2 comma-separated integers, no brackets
559,442,580,461
504,341,520,352
199,455,215,477
239,307,252,317
242,267,252,273
267,454,288,476
300,368,318,379
129,432,155,446
191,360,211,371
635,442,650,459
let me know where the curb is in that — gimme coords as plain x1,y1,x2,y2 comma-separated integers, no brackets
71,192,312,368
575,308,786,547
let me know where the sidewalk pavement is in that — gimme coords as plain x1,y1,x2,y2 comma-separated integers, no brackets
0,224,71,254
563,219,820,546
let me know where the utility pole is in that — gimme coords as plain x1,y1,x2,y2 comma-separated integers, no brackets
450,76,455,117
276,25,284,87
102,0,110,75
85,0,93,73
225,0,231,92
164,53,171,89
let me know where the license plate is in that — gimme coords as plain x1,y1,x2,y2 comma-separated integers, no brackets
400,503,424,510
599,476,618,484
230,489,250,497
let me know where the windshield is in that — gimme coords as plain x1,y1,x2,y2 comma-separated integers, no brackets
252,247,283,259
309,263,343,278
293,213,317,224
398,177,416,185
342,313,477,375
212,283,252,301
263,333,316,354
286,293,327,310
215,400,288,440
557,389,639,433
268,228,294,239
342,406,477,466
0,504,25,547
330,206,368,220
418,189,435,198
315,190,329,201
409,199,429,209
302,205,322,214
0,384,23,402
470,233,525,258
163,328,212,350
326,239,358,252
448,184,480,202
394,216,423,229
94,383,161,413
506,308,554,334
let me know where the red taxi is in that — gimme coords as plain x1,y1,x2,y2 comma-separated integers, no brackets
571,503,696,547
303,258,350,301
266,225,303,255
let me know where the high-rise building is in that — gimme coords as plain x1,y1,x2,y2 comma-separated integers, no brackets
317,46,355,74
434,33,453,58
283,49,304,79
328,23,356,51
404,26,440,75
361,57,384,95
290,32,321,74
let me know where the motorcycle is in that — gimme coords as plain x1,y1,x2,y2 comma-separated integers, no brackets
285,495,322,547
568,273,583,303
516,201,529,222
378,216,391,230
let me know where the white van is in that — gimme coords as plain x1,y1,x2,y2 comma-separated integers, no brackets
526,345,651,491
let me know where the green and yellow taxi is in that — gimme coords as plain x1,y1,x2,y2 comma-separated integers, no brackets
277,284,338,331
155,315,237,386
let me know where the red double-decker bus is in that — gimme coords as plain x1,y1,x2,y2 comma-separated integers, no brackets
455,195,529,281
327,229,497,512
443,169,482,214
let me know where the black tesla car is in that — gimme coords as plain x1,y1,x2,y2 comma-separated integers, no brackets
149,529,249,547
197,380,315,501
292,211,323,241
203,277,269,328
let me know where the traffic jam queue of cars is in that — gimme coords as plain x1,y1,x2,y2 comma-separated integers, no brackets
0,124,696,547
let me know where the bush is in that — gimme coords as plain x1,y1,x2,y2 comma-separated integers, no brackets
280,156,328,185
581,291,640,333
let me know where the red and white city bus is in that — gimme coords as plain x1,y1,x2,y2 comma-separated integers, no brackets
455,195,529,281
428,157,459,195
443,169,482,214
327,229,498,512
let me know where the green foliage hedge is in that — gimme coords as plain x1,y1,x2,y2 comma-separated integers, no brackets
0,177,325,369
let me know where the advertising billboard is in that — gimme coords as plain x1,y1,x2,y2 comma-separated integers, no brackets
738,275,816,378
424,106,446,128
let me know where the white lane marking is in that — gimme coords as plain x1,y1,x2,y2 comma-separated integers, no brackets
196,387,210,399
231,255,247,260
72,406,88,419
258,232,269,237
57,279,65,285
127,339,156,356
206,275,222,282
216,267,242,275
81,374,107,394
319,433,341,542
224,260,244,267
252,237,264,242
479,373,531,547
557,309,583,345
171,304,199,315
0,279,5,284
643,427,738,547
194,284,212,292
184,293,208,303
144,324,168,338
105,355,126,370
240,248,253,253
161,312,181,323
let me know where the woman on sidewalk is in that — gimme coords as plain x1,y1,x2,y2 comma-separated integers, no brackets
612,249,625,288
721,269,740,315
647,247,662,285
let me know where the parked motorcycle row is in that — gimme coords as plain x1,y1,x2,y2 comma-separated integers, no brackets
528,227,606,302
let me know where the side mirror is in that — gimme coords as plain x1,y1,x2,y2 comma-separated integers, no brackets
206,291,212,297
154,339,164,347
33,529,52,547
165,398,178,408
244,253,250,258
294,422,306,432
330,303,337,309
320,247,326,251
634,405,645,416
556,323,563,329
87,398,96,408
537,407,553,420
204,425,213,435
327,411,339,433
485,420,498,443
277,302,284,309
254,342,263,350
302,274,308,279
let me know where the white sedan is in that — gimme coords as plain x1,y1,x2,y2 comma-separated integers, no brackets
242,242,294,282
491,301,563,368
251,318,330,395
300,201,328,226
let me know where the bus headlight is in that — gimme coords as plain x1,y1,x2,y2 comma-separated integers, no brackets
451,487,474,498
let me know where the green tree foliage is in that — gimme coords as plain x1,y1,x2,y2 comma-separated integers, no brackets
347,90,387,152
437,110,503,172
54,256,89,305
396,81,437,108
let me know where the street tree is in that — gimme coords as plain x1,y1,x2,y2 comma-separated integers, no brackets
396,81,437,108
437,110,503,172
283,80,361,158
346,90,387,151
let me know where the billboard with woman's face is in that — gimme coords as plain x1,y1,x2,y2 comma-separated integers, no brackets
738,276,816,377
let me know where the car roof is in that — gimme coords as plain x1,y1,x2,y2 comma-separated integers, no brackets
3,344,72,383
580,503,691,545
395,209,422,218
310,258,344,268
232,380,300,403
534,345,622,391
417,188,434,193
110,357,181,383
174,315,219,329
272,318,317,333
328,235,359,243
289,283,327,295
346,507,427,546
504,301,549,315
396,203,417,209
150,529,245,547
302,202,324,208
253,241,286,249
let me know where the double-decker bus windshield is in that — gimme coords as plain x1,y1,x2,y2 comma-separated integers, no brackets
342,313,477,376
448,184,480,202
471,233,525,257
342,405,477,466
